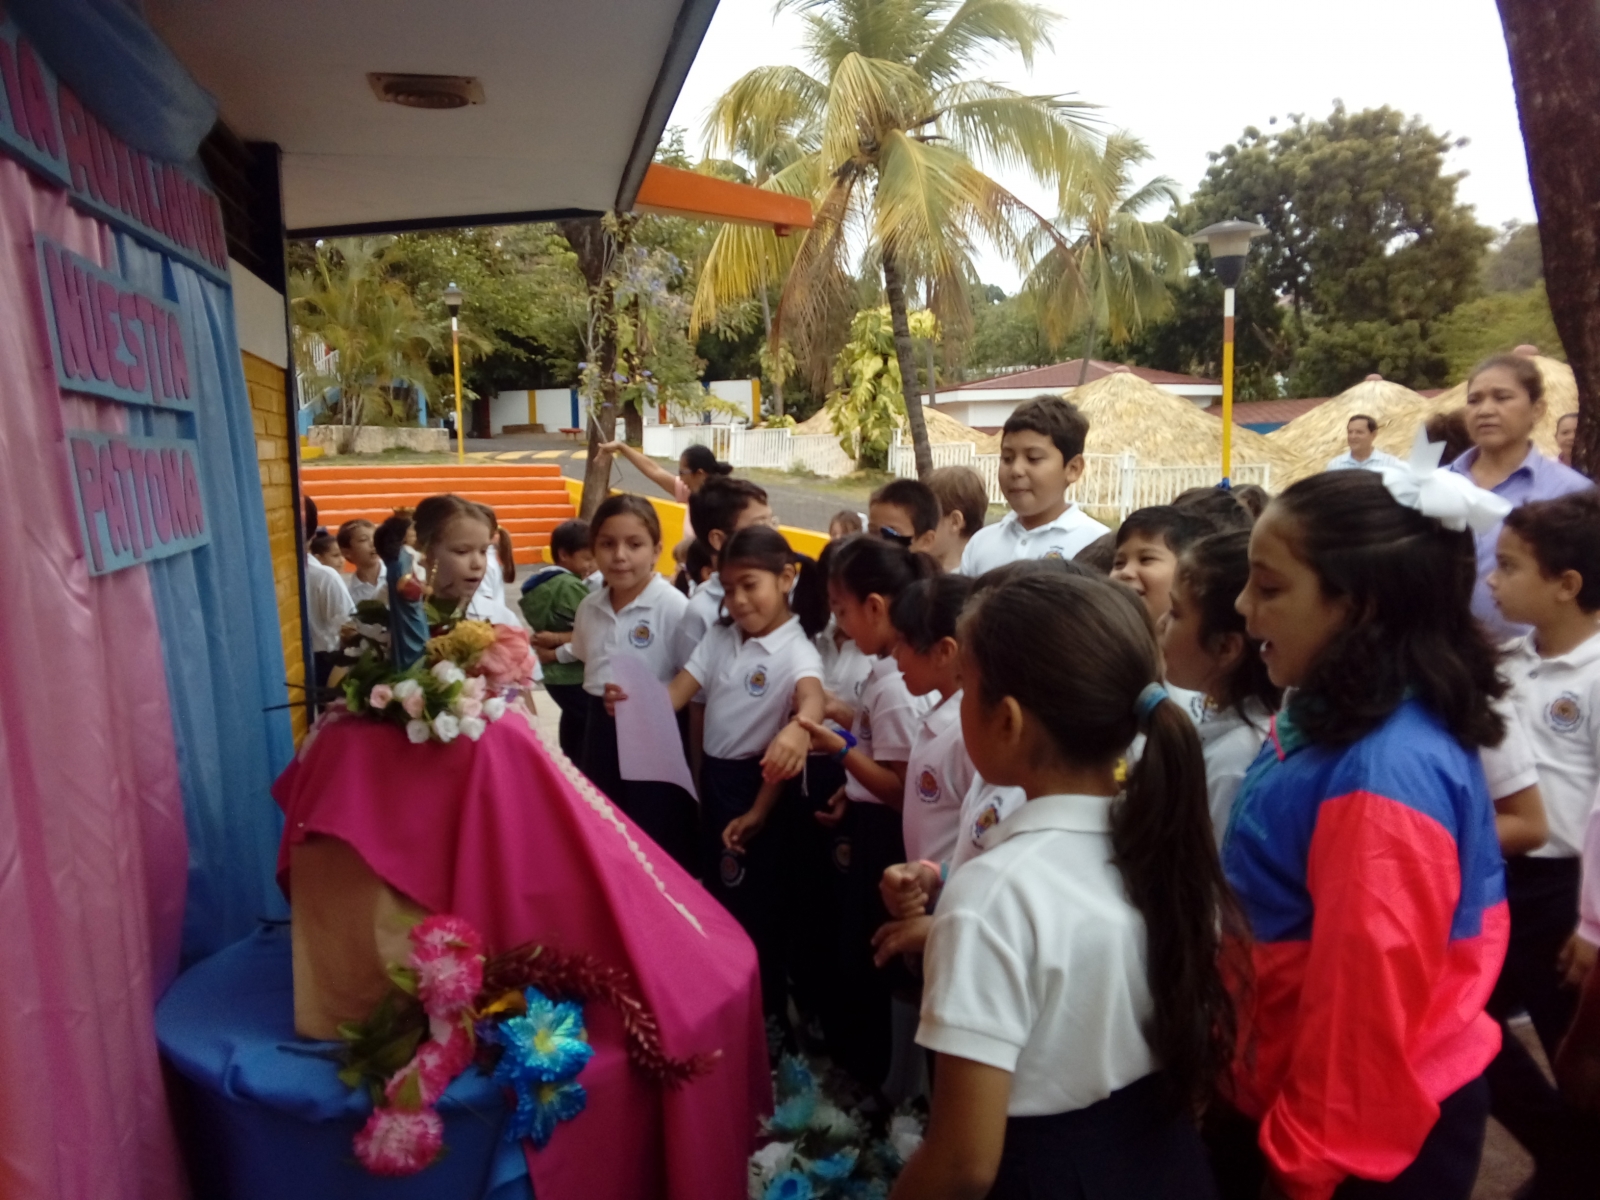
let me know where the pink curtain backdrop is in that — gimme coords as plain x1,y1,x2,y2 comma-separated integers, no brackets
0,156,189,1199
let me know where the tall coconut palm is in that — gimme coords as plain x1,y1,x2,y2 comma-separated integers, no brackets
1023,133,1192,383
696,0,1097,476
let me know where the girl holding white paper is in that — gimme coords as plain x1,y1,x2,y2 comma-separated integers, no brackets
565,495,695,870
607,525,829,1021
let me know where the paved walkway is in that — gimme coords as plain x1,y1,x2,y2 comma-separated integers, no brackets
459,431,874,534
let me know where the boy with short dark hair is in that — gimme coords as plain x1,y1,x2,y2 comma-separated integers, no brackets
1110,505,1218,623
1486,487,1600,1188
958,395,1108,574
337,518,387,604
522,518,596,762
925,465,988,572
868,478,941,555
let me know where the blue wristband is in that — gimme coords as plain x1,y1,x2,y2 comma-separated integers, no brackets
831,728,858,762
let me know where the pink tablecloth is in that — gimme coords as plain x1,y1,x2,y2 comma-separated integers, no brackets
273,711,769,1200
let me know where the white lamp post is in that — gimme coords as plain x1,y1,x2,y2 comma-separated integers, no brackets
1191,220,1267,484
443,282,465,464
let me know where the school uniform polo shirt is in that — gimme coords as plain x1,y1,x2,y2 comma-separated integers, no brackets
346,562,388,606
306,555,355,653
918,792,1156,1115
902,693,975,864
1197,699,1271,845
1501,630,1600,857
817,625,872,732
1448,445,1589,642
958,505,1109,577
845,656,930,805
568,575,688,698
672,573,725,680
950,774,1027,870
684,616,823,760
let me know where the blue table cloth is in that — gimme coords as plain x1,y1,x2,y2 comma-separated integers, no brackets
156,924,533,1200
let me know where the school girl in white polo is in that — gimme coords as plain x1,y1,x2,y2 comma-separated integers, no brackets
610,524,829,1021
564,495,693,869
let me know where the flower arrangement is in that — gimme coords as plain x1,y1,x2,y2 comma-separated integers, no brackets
746,1056,924,1200
338,612,535,744
340,913,717,1177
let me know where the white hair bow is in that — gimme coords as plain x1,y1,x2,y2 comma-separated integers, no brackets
1378,427,1512,533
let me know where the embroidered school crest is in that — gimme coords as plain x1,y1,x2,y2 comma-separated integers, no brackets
1547,692,1583,733
917,768,941,804
1041,547,1066,561
971,802,1001,844
832,836,852,873
745,665,769,696
719,850,746,888
859,710,872,742
628,619,653,648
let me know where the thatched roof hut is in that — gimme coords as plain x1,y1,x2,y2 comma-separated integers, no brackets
1067,369,1292,473
1390,350,1577,460
1269,375,1432,485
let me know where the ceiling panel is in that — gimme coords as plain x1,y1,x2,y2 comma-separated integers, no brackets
146,0,713,234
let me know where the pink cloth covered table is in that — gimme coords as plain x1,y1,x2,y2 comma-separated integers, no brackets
273,710,770,1200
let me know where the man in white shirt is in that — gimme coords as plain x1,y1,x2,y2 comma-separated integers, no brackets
305,551,354,684
1326,414,1401,472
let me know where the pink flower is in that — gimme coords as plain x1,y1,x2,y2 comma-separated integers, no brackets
385,1026,474,1107
462,675,488,701
368,683,394,710
410,915,483,959
454,695,483,719
393,678,425,718
353,1106,444,1176
412,945,484,1015
474,624,537,689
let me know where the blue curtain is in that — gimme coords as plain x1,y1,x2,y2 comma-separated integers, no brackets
114,232,295,964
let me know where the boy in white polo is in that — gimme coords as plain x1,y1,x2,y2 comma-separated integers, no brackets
959,396,1108,576
1486,488,1600,1185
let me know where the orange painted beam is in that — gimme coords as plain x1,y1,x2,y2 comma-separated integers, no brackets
634,163,814,233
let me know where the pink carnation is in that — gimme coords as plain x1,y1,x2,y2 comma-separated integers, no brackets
462,675,487,701
409,915,483,959
412,946,484,1016
353,1106,444,1176
385,1026,474,1107
473,624,536,688
368,683,394,710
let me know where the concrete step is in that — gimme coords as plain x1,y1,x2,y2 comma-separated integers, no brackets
304,463,563,482
307,490,570,512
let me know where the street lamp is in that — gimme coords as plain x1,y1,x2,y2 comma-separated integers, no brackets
443,282,465,464
1191,220,1267,484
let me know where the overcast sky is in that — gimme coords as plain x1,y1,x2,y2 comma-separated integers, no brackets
667,0,1535,289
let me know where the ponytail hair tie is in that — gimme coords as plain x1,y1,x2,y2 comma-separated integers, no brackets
1134,682,1168,728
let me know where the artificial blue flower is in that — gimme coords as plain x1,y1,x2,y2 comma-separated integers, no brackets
775,1055,815,1100
809,1149,857,1183
768,1092,817,1136
490,989,593,1084
764,1170,814,1200
505,1077,588,1149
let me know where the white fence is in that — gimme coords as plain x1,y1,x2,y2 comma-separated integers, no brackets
640,424,857,478
887,441,1270,523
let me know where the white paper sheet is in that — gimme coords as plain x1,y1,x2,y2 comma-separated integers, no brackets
612,652,698,800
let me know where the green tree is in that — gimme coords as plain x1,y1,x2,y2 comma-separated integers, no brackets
1482,220,1544,293
1023,133,1191,382
962,284,1054,378
291,239,448,450
694,0,1096,477
1433,281,1565,378
829,305,937,468
1184,103,1492,395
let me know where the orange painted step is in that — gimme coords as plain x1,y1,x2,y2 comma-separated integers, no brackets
304,463,563,481
309,491,570,511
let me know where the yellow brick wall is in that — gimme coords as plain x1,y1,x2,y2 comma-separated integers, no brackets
243,351,309,744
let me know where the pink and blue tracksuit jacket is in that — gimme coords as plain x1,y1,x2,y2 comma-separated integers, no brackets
1222,699,1509,1200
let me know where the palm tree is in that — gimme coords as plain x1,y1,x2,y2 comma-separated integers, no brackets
1023,133,1192,383
696,0,1097,477
291,239,444,452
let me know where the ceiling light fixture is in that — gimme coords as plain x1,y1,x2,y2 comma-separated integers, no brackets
367,73,484,110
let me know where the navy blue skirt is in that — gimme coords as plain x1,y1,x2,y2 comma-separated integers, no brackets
990,1073,1216,1200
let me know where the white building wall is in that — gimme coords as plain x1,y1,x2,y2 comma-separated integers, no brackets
228,260,288,369
707,378,758,422
489,391,529,435
534,388,576,431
